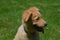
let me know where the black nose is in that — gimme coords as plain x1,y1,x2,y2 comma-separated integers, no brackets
44,23,47,26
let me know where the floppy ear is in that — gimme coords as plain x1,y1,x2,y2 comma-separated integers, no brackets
23,10,32,22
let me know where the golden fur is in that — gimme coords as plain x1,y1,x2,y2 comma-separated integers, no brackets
13,7,47,40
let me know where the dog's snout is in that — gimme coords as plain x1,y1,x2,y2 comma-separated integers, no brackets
44,23,47,26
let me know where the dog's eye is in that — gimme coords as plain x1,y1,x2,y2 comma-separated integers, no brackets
36,17,39,20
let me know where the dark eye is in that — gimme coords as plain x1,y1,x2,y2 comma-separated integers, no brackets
36,17,39,20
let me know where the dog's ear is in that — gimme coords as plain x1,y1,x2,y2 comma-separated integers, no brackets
23,10,32,22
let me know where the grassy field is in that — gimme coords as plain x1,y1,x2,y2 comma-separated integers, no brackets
0,0,60,40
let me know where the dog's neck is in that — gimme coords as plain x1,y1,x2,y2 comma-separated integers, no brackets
24,26,35,34
25,23,35,34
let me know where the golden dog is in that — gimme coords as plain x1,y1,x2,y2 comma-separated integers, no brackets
13,7,47,40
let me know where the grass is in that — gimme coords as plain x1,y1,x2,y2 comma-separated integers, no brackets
0,0,60,40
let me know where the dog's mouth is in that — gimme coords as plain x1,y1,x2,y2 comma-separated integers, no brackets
33,25,44,33
33,23,47,33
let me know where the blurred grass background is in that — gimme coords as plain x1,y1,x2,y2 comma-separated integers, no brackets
0,0,60,40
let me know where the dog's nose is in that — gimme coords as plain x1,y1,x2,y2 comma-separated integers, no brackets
44,23,47,26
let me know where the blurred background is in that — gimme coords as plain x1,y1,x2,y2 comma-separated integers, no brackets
0,0,60,40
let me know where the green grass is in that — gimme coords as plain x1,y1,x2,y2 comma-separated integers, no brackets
0,0,60,40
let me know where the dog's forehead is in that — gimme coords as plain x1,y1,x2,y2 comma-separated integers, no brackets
29,7,39,12
30,7,41,15
33,13,40,16
32,11,41,18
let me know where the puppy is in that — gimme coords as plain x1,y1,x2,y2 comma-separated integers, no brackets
13,7,47,40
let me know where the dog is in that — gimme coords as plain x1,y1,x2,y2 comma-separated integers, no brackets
13,7,47,40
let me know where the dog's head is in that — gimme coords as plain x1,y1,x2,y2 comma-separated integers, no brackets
23,7,47,33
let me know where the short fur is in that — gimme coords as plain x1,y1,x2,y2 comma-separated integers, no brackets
13,7,47,40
